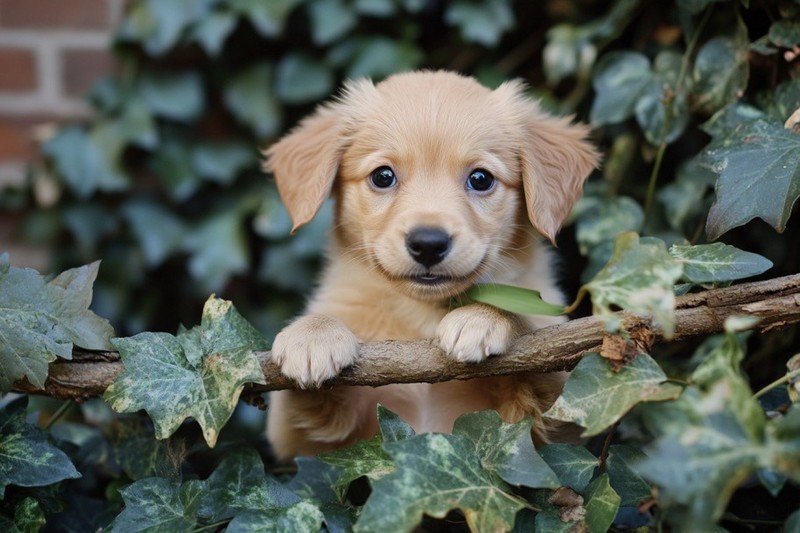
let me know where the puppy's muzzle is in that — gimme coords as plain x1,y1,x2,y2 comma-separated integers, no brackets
405,227,452,268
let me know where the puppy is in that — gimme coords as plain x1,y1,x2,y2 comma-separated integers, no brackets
264,70,598,460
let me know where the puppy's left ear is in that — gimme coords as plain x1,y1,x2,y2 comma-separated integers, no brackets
496,82,600,244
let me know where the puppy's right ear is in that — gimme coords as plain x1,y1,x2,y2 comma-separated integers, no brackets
263,105,344,233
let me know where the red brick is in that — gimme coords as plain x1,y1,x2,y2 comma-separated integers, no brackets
0,47,37,92
62,48,116,98
0,114,61,162
0,0,109,30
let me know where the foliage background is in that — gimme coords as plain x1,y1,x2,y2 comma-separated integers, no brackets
1,0,800,531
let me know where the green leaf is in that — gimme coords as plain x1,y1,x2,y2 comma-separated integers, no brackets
191,140,257,185
444,0,515,46
669,242,772,283
307,0,358,45
590,51,652,125
199,448,301,521
759,79,800,123
319,435,395,487
677,0,727,14
355,433,525,532
224,63,282,138
116,0,214,56
344,37,424,80
0,397,80,498
575,195,644,254
635,51,690,145
3,497,46,533
226,501,325,533
605,445,652,506
692,33,749,114
453,411,560,489
107,477,204,532
183,210,249,292
0,256,114,392
104,296,267,447
463,284,565,316
377,404,416,442
110,418,183,481
191,11,237,56
43,126,128,198
275,54,334,105
583,474,621,533
227,0,304,39
122,200,188,268
702,104,800,239
539,444,598,492
657,157,716,230
583,232,683,337
136,72,205,122
544,353,679,437
768,19,800,48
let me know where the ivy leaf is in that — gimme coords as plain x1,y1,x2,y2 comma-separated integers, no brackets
199,448,301,522
122,200,188,268
107,477,204,532
275,54,335,105
544,353,680,437
377,404,416,442
183,210,249,292
318,435,395,488
116,0,214,56
110,418,183,481
0,397,81,498
444,0,515,47
590,51,652,125
136,72,205,122
463,284,565,316
539,444,598,492
355,433,526,532
286,457,357,532
0,255,114,393
226,501,325,533
344,37,424,80
453,411,560,489
583,232,683,337
104,297,267,447
224,63,282,139
0,497,46,533
635,51,690,145
227,0,304,39
307,0,358,45
702,104,800,239
768,19,800,48
669,242,772,284
583,474,621,533
692,32,749,114
192,140,257,185
575,195,644,254
191,11,237,56
605,445,653,506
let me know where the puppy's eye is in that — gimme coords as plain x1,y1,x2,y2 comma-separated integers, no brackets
466,169,495,192
369,166,397,189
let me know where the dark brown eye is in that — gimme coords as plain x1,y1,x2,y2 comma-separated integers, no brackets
466,169,495,192
369,166,397,189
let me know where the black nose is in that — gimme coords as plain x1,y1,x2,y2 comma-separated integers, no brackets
405,227,452,268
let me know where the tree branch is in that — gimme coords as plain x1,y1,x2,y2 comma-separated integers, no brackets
12,274,800,401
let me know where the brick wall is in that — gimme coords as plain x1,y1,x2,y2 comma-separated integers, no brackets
0,0,124,267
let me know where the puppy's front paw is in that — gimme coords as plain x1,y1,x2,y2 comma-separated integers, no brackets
437,305,515,363
271,315,359,388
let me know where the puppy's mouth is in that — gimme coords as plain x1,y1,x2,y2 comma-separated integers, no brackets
406,273,464,286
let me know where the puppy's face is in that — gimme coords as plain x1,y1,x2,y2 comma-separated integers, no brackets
265,71,598,301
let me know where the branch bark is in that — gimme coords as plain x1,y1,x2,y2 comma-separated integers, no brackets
12,273,800,401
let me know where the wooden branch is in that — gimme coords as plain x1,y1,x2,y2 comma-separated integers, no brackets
12,274,800,401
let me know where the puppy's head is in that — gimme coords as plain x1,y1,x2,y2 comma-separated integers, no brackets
265,71,598,301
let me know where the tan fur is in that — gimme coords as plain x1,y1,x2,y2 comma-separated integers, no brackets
263,71,599,460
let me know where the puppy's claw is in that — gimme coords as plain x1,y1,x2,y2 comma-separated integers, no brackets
271,315,359,388
437,305,515,363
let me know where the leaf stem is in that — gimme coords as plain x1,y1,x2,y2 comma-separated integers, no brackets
564,287,588,315
597,420,620,474
43,400,73,430
753,365,800,399
643,6,714,220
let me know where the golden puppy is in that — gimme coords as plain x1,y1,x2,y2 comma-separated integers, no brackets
264,70,598,460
